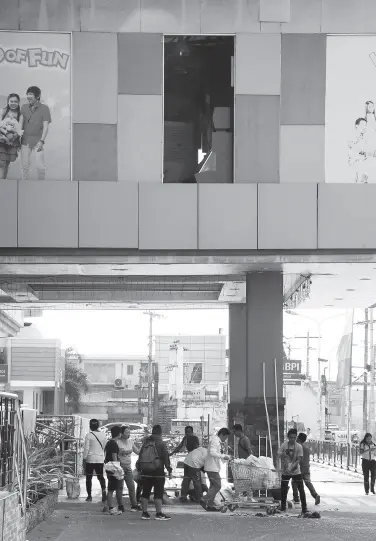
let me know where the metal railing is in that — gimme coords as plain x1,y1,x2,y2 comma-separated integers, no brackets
308,440,361,472
0,392,28,517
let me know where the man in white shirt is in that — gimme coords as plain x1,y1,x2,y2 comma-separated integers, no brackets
83,419,107,502
183,446,207,504
201,428,231,512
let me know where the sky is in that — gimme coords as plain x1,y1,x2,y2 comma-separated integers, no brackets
25,307,370,382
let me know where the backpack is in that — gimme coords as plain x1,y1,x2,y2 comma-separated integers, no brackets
138,439,162,474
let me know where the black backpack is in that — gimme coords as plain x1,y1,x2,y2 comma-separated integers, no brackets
138,439,162,473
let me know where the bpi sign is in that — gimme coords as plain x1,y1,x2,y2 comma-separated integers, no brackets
283,361,302,375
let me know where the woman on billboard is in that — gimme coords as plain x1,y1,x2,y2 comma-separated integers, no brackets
0,93,23,179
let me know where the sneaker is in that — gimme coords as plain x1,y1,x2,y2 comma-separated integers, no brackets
118,505,125,513
86,496,92,502
105,508,122,516
315,495,320,506
155,513,171,521
141,512,151,520
206,506,220,512
131,505,142,512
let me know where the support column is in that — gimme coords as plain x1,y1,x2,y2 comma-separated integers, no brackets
229,272,284,459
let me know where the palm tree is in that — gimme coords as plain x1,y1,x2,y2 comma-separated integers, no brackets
64,348,90,413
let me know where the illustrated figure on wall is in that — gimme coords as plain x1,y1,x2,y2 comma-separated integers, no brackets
20,86,51,180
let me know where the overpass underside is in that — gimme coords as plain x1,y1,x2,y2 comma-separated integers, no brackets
1,249,376,451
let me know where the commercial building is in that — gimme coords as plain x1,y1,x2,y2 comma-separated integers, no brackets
2,1,376,446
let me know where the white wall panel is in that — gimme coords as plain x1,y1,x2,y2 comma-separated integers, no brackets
80,0,141,32
118,95,162,183
139,184,197,249
141,0,200,33
318,185,376,249
258,184,317,249
0,181,17,248
198,185,257,249
322,0,376,33
282,0,321,33
259,0,290,22
200,0,260,33
236,34,281,95
18,182,78,248
73,32,118,124
280,126,324,183
79,182,138,248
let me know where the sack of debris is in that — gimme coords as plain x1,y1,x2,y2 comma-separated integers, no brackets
66,475,80,499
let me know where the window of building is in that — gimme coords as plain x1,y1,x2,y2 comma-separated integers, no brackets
184,362,203,384
164,36,234,183
127,364,134,376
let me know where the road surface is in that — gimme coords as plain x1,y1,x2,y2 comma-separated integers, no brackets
28,464,376,541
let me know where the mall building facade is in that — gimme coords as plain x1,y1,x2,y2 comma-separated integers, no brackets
0,0,375,448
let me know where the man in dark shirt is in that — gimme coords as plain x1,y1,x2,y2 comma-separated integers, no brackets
233,424,252,459
140,424,172,521
292,433,320,506
170,426,200,503
20,86,51,180
170,426,200,456
104,425,123,515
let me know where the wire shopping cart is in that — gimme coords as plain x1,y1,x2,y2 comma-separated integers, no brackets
220,461,281,514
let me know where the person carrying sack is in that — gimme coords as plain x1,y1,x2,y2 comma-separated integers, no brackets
138,424,172,521
83,419,107,502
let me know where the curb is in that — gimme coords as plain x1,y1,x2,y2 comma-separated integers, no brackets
312,460,362,480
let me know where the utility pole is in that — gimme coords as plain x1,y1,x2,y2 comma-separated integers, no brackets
363,309,369,432
289,333,320,378
144,311,163,426
369,308,376,437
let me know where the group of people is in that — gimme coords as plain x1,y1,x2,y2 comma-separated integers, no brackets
83,419,332,520
83,420,172,520
0,87,51,180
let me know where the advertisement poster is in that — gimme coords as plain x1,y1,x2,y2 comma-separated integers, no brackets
326,36,376,183
0,32,71,181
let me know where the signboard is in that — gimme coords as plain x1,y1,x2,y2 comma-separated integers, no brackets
283,360,301,374
284,380,301,386
0,31,71,181
0,364,8,383
326,36,376,184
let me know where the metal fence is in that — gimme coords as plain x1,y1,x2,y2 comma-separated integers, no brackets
308,440,361,472
0,392,28,516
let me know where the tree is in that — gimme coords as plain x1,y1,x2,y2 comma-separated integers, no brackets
64,347,90,413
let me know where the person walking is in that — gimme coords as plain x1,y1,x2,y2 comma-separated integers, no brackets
359,433,376,495
117,425,142,512
201,428,231,512
292,433,320,506
104,425,124,516
138,424,172,521
278,428,308,515
83,419,107,503
182,446,207,504
170,426,200,503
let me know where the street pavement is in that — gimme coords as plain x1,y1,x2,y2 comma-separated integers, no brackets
27,464,376,541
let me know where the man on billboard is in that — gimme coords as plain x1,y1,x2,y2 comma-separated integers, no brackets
20,86,51,180
348,117,369,183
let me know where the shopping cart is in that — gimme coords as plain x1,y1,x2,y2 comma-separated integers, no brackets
220,461,281,514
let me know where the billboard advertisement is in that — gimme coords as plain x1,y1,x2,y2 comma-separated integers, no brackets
326,36,376,183
0,32,71,181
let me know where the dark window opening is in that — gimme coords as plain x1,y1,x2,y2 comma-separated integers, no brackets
163,35,234,184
